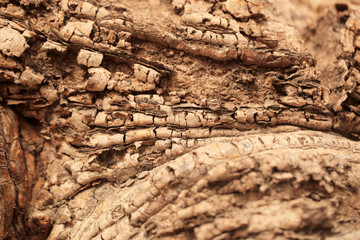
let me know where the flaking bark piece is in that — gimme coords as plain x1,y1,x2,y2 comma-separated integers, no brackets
86,67,111,91
77,49,103,67
18,67,44,89
223,0,251,21
0,27,28,57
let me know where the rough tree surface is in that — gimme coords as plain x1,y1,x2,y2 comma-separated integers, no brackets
1,0,360,239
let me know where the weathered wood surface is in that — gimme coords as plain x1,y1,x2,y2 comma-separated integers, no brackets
1,0,360,239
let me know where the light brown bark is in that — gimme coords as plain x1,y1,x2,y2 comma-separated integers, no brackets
1,0,360,239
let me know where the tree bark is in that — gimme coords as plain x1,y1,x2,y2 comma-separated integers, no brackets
1,0,360,239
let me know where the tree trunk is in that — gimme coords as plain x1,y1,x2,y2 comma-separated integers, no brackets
1,0,360,239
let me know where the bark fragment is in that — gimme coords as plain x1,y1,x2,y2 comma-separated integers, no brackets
0,27,28,57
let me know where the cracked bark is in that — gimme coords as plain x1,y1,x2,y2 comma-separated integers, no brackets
1,0,360,239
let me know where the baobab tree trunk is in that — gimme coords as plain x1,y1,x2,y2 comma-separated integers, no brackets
1,0,360,239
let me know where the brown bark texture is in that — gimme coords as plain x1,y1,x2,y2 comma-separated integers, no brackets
1,0,360,239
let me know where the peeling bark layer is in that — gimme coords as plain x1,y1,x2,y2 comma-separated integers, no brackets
0,0,360,239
